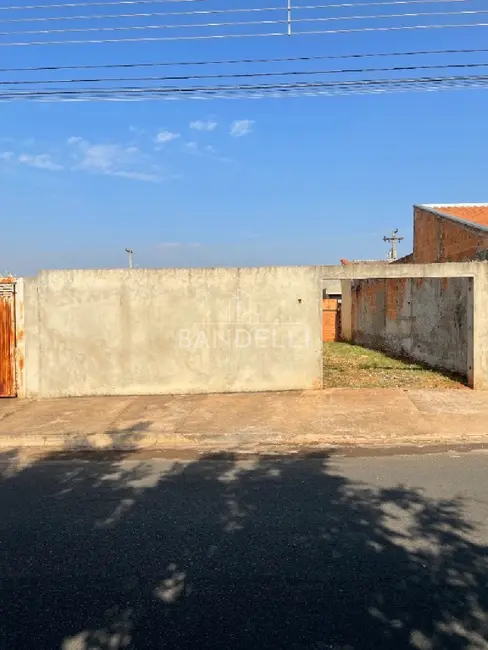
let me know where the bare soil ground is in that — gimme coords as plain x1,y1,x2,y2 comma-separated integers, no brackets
323,342,467,389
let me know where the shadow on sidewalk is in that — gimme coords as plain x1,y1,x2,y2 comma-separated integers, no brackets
0,427,487,649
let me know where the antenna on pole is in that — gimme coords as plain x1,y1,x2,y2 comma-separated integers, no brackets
383,229,403,261
125,248,133,269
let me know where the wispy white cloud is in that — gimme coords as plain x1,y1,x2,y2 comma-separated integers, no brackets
183,140,232,164
75,143,122,172
67,136,164,182
0,148,63,172
184,141,199,153
190,120,218,132
2,129,232,183
68,136,141,172
111,170,163,183
230,120,255,137
158,242,202,249
18,153,63,171
159,242,184,249
155,130,180,144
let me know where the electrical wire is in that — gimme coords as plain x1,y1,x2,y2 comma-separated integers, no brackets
0,0,467,24
3,47,488,73
3,19,291,37
3,9,487,37
296,20,488,34
2,20,487,45
3,19,290,36
2,74,488,102
0,0,203,10
293,8,488,23
3,74,488,93
4,60,488,86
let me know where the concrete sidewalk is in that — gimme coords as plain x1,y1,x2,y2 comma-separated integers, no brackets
1,388,487,454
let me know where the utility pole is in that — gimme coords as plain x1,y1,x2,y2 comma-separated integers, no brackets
383,229,403,261
125,248,133,269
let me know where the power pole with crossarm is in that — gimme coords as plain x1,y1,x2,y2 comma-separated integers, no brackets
383,229,403,261
125,248,133,269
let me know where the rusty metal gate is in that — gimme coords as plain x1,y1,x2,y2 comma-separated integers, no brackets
0,280,16,397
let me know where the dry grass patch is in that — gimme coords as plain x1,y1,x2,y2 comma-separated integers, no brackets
323,342,467,389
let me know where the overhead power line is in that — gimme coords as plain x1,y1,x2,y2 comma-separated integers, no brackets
3,47,488,74
0,0,468,24
2,74,488,101
4,60,488,86
0,0,203,10
8,19,296,37
2,20,488,46
3,9,488,37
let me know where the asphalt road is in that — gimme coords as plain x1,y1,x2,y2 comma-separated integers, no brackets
1,450,488,650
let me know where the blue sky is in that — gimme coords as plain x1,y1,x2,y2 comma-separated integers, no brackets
1,1,488,275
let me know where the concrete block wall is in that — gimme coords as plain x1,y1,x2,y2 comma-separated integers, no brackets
413,207,488,263
321,261,485,281
16,261,488,396
322,261,488,389
23,266,323,398
351,277,473,377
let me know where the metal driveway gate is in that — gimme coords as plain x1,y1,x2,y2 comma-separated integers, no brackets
0,280,16,397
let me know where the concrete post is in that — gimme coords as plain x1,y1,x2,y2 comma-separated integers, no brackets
14,278,26,398
340,280,352,341
472,264,488,389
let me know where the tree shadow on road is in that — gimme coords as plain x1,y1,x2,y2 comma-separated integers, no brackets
0,444,487,649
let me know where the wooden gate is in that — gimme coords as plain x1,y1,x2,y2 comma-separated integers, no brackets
322,298,341,342
0,281,16,397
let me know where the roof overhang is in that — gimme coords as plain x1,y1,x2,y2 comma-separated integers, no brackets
414,204,488,234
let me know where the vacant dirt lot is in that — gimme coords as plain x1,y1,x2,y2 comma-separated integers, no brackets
323,342,467,389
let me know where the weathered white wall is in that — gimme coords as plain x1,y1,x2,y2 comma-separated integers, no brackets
23,267,323,398
321,261,485,280
327,261,488,389
351,277,473,377
473,264,488,389
340,280,352,341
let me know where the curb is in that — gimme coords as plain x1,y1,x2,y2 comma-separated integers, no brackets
1,433,488,456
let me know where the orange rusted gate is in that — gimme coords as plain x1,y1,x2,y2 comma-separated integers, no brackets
322,298,341,342
0,279,16,397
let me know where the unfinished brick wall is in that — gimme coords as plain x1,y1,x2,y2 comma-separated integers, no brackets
413,208,440,263
351,278,406,344
351,276,471,376
322,298,341,342
413,206,488,263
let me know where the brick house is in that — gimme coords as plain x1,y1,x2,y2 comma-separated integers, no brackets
400,204,488,263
